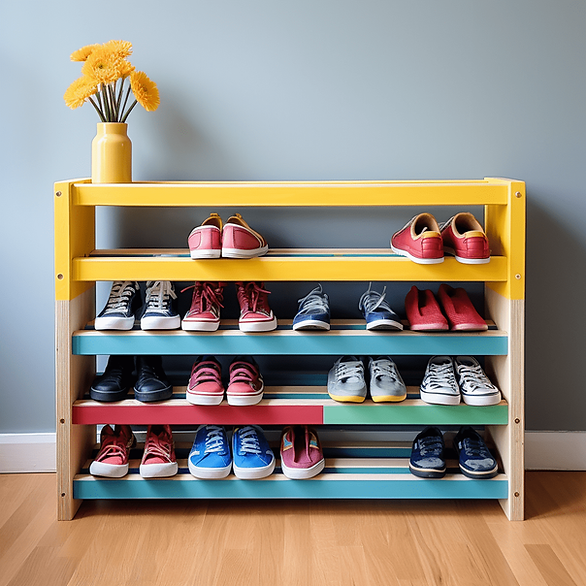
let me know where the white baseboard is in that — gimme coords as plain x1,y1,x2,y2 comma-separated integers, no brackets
1,431,585,473
0,433,56,473
525,431,586,471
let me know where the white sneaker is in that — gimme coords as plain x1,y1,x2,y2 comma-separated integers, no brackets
455,356,502,406
419,356,461,405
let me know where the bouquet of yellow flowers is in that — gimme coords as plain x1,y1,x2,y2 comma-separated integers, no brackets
64,40,160,122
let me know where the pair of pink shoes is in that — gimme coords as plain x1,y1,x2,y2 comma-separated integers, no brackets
405,284,488,332
89,424,178,478
188,212,269,259
391,212,490,265
187,356,264,406
280,425,325,479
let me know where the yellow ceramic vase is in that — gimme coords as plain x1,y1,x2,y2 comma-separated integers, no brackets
91,123,132,183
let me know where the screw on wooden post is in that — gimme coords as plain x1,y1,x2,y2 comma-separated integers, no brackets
56,191,62,197
57,274,64,280
515,191,522,198
514,418,520,424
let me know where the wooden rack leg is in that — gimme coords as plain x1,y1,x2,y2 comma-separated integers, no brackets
56,288,96,521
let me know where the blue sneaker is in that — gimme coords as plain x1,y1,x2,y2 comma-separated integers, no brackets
453,426,498,479
409,427,446,478
232,425,275,479
358,284,403,330
188,425,232,479
292,284,330,330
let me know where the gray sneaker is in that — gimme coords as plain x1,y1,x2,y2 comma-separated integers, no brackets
369,357,407,402
327,356,367,403
419,356,461,405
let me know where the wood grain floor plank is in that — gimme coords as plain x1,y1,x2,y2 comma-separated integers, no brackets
525,544,578,586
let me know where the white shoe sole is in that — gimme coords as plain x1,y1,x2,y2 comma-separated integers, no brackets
292,320,330,331
461,392,502,406
366,319,403,331
181,320,220,332
281,458,325,479
186,391,224,406
188,460,232,479
226,391,264,406
239,317,278,332
419,389,461,406
95,316,135,330
140,462,178,478
190,249,221,259
391,244,444,265
89,461,129,478
444,247,490,264
233,457,275,479
222,245,269,258
141,316,181,330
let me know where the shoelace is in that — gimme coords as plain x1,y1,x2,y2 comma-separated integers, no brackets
95,435,130,462
145,281,176,310
237,427,261,454
457,363,495,391
204,426,227,454
358,284,393,315
237,282,271,314
460,437,490,458
191,361,222,385
102,281,136,314
143,431,173,462
371,359,399,383
424,360,458,390
181,282,224,315
335,360,364,383
418,435,444,456
230,361,259,385
297,285,329,315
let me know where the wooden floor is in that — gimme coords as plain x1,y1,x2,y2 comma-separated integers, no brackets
0,472,585,586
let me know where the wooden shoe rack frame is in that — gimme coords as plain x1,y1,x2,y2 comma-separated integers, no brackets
54,177,525,521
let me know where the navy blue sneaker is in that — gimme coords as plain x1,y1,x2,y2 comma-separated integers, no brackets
453,426,498,479
409,427,446,478
140,281,180,330
232,425,275,479
292,284,330,330
188,425,232,479
358,284,403,330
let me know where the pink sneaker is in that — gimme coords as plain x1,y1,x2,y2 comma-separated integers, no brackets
437,284,488,331
188,213,223,259
405,286,449,331
89,424,136,478
236,282,277,332
280,426,325,479
181,282,225,331
440,212,490,264
139,425,178,478
187,356,225,405
226,356,264,406
391,213,444,264
222,213,269,258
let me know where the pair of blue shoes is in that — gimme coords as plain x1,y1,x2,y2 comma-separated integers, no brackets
188,424,275,479
292,283,403,331
409,426,498,479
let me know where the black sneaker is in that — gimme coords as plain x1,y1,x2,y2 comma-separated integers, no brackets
134,356,173,402
140,281,180,330
409,426,446,478
453,426,498,479
95,281,140,330
90,355,135,402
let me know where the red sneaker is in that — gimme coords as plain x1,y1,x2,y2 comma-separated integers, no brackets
226,356,264,406
222,213,269,258
188,212,223,259
181,282,225,331
440,212,490,264
391,213,444,264
139,425,178,478
187,356,225,405
405,286,449,331
235,282,277,332
437,284,488,331
89,424,136,478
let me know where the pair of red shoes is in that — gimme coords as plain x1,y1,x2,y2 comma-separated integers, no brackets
391,212,490,265
405,284,488,331
188,212,269,259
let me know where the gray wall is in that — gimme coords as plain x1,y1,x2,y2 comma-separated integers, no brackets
1,0,584,433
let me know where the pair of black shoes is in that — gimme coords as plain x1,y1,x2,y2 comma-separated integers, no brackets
90,355,172,402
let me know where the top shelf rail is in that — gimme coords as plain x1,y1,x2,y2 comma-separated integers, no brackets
67,178,515,207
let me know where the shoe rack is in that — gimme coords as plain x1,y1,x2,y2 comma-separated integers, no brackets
54,178,525,521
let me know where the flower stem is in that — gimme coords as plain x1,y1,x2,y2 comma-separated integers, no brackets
88,96,106,122
121,99,138,123
120,85,132,121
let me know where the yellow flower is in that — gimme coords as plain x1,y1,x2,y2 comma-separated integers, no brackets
130,71,160,111
63,76,98,109
101,40,133,60
81,46,122,85
118,59,135,79
70,43,101,62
